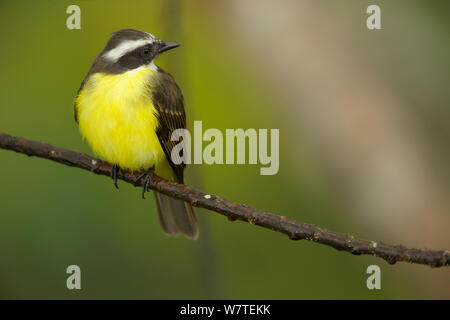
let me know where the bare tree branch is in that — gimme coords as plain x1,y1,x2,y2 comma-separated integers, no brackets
0,133,448,268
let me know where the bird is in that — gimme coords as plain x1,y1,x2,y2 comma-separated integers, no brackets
74,29,198,239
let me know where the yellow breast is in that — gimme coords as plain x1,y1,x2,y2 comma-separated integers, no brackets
75,67,166,172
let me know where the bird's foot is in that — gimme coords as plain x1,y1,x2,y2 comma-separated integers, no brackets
111,164,120,189
135,167,155,199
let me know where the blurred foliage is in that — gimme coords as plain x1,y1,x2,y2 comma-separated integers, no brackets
0,0,447,299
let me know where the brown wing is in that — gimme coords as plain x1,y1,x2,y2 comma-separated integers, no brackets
150,68,186,183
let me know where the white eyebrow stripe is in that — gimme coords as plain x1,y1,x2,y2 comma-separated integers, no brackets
103,39,154,61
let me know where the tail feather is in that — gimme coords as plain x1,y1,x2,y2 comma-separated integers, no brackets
154,191,198,239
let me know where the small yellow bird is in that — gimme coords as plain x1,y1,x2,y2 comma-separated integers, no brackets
74,29,198,239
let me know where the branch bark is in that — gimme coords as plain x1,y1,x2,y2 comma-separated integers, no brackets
0,133,448,268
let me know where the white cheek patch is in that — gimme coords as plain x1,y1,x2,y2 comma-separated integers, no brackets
103,39,154,62
121,61,158,75
148,61,158,71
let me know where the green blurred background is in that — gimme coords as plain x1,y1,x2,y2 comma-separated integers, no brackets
0,0,449,299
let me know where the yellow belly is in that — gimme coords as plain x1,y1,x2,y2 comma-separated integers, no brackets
75,68,167,174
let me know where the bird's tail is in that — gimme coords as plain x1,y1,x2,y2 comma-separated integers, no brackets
154,191,199,239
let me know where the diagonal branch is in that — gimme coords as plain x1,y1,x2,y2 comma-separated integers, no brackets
0,133,448,268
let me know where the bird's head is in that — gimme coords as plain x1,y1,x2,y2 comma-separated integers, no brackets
94,29,179,73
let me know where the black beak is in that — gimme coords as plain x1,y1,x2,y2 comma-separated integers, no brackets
158,41,180,54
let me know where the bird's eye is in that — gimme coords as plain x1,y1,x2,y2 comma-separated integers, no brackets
143,49,150,55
